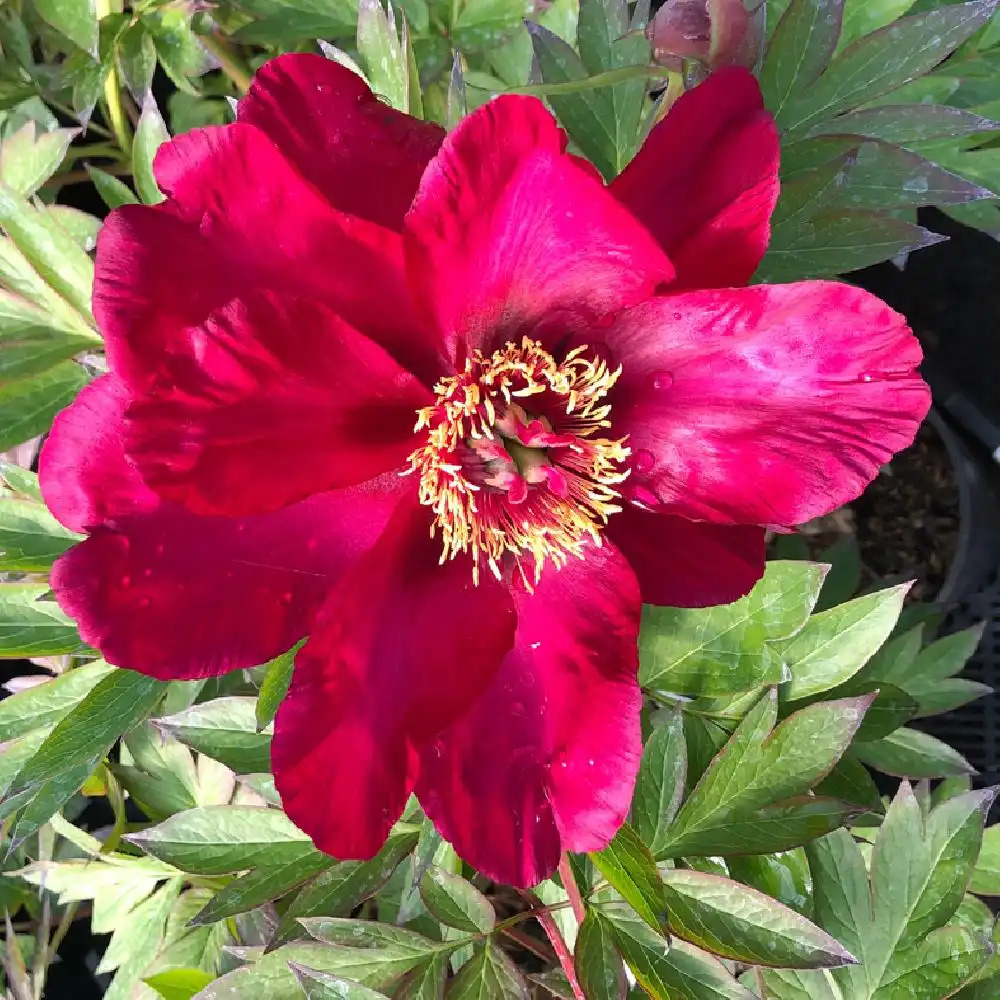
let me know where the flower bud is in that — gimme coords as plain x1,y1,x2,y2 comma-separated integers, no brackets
647,0,758,72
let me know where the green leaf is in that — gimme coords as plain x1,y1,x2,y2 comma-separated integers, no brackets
86,165,138,209
0,496,80,570
908,678,991,718
394,954,449,999
10,668,164,792
604,907,756,999
448,940,529,999
909,626,985,683
876,924,992,999
779,0,999,134
806,104,1000,144
418,865,495,933
657,691,869,857
855,727,976,778
838,0,917,51
6,759,96,848
255,647,296,730
0,659,113,741
143,9,213,93
659,869,856,968
761,0,845,118
724,850,812,914
158,697,272,773
34,0,98,56
0,583,80,657
0,181,94,320
590,822,666,931
132,94,169,205
452,0,533,53
0,124,77,198
640,562,828,697
290,964,390,999
575,911,626,1000
272,827,420,945
127,805,315,875
0,361,90,453
145,968,216,1000
778,584,908,700
630,710,686,855
968,824,1000,894
356,0,407,111
118,22,157,101
0,462,42,502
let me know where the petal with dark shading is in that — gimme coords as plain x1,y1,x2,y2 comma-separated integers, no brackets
41,375,404,679
95,123,443,390
238,53,444,231
608,505,765,607
404,95,673,362
417,543,642,887
605,283,931,527
124,292,431,518
273,496,515,861
611,67,778,289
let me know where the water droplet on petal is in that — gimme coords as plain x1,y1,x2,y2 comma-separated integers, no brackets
858,372,875,383
633,449,655,475
119,575,130,588
627,483,660,509
279,591,293,606
650,369,674,391
672,311,683,321
136,596,151,610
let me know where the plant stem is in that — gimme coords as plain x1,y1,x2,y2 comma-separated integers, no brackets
506,64,672,97
558,854,587,926
95,0,132,154
499,925,555,962
43,162,133,189
532,903,586,1000
201,32,253,93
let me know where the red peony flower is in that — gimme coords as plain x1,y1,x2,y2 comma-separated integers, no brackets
39,56,930,887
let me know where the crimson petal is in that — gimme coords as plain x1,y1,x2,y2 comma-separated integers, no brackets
404,95,673,362
273,496,515,860
606,283,931,527
95,122,444,390
124,291,430,518
238,53,444,231
611,67,779,289
608,506,765,607
41,376,402,679
417,543,642,886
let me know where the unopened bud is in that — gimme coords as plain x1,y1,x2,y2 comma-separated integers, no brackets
647,0,758,72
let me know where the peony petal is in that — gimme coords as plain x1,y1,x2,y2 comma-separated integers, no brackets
608,506,765,607
606,283,931,527
273,496,515,861
611,67,779,289
95,123,444,391
404,95,673,362
238,53,444,231
42,375,403,679
417,542,642,886
124,292,431,517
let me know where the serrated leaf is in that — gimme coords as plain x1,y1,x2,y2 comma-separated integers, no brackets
256,648,295,730
779,584,908,699
126,805,314,875
448,940,529,999
855,727,976,778
591,822,666,931
0,124,77,197
0,658,113,741
158,697,272,773
761,0,845,118
630,710,686,855
640,562,828,696
418,866,495,933
575,910,626,1000
0,361,90,453
133,94,169,205
0,496,81,570
659,869,856,968
779,1,1000,134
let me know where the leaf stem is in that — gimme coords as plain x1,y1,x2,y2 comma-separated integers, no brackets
558,854,587,926
95,0,132,153
530,898,586,1000
505,64,672,97
201,32,253,93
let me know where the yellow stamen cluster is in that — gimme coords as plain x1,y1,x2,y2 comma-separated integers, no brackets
406,337,630,586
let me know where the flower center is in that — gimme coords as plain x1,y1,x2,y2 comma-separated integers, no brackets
407,337,630,586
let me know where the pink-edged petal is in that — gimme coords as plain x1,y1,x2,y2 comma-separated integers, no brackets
606,283,931,527
124,292,431,518
273,496,515,860
238,53,444,231
95,123,444,391
611,67,778,289
608,506,765,607
39,376,157,532
404,95,673,361
416,542,642,886
41,375,404,679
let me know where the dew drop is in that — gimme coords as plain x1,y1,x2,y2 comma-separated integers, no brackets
529,641,541,650
142,567,153,578
279,591,293,606
633,449,655,475
858,372,875,383
306,538,319,552
155,543,165,556
136,596,151,610
510,701,526,717
627,483,660,509
650,369,674,391
119,574,130,588
672,311,682,321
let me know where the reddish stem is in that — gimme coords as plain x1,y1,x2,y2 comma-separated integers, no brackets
558,853,588,926
533,904,586,1000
